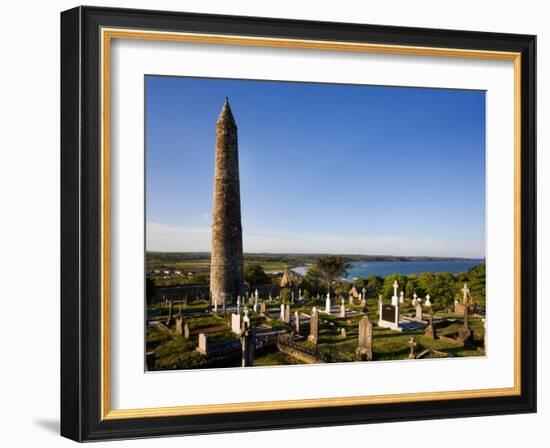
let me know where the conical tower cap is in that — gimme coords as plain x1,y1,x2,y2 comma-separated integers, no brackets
217,97,237,127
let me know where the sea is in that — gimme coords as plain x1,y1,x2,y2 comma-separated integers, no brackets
292,260,484,279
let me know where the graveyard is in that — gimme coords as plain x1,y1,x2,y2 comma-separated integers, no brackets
145,100,486,371
146,279,486,371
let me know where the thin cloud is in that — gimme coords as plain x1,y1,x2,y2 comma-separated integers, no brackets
146,222,481,257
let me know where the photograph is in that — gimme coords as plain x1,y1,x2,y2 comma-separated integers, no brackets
145,76,487,371
57,5,538,441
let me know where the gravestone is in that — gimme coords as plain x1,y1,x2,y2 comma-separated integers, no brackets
378,297,402,331
280,304,285,321
412,292,418,306
458,304,473,346
183,322,190,340
415,302,423,322
294,311,300,333
197,333,208,354
399,291,405,304
382,304,395,322
243,308,251,327
408,337,417,359
240,322,255,367
284,304,291,324
341,328,347,338
175,317,183,335
424,294,432,307
166,299,174,326
325,293,331,314
356,315,373,361
308,307,319,344
391,280,399,306
425,310,436,339
362,287,367,301
339,301,346,318
455,283,470,314
260,301,266,315
236,295,241,314
462,283,470,303
231,313,242,334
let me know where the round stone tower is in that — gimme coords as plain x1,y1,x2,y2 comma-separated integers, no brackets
210,98,244,306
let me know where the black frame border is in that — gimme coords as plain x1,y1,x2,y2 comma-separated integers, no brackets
61,6,536,442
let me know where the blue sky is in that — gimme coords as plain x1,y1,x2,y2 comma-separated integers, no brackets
145,76,485,258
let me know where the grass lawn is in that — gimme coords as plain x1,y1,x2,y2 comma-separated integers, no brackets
146,296,486,371
254,350,304,366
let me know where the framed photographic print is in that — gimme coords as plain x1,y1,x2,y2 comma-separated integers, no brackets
60,6,537,441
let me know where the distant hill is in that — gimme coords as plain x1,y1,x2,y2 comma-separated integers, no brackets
147,251,484,268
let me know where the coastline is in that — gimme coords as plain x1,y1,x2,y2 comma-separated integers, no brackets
291,259,485,280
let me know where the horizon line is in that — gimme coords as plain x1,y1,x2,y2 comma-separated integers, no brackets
145,250,485,260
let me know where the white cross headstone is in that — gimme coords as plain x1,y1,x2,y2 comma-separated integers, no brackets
391,280,399,306
425,294,432,307
399,290,405,304
243,308,250,326
462,283,470,303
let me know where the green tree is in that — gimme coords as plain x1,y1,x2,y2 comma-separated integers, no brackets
418,271,456,307
382,274,408,299
300,266,325,295
405,274,418,299
244,264,271,285
464,263,486,306
314,256,351,293
366,275,383,298
279,288,292,303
